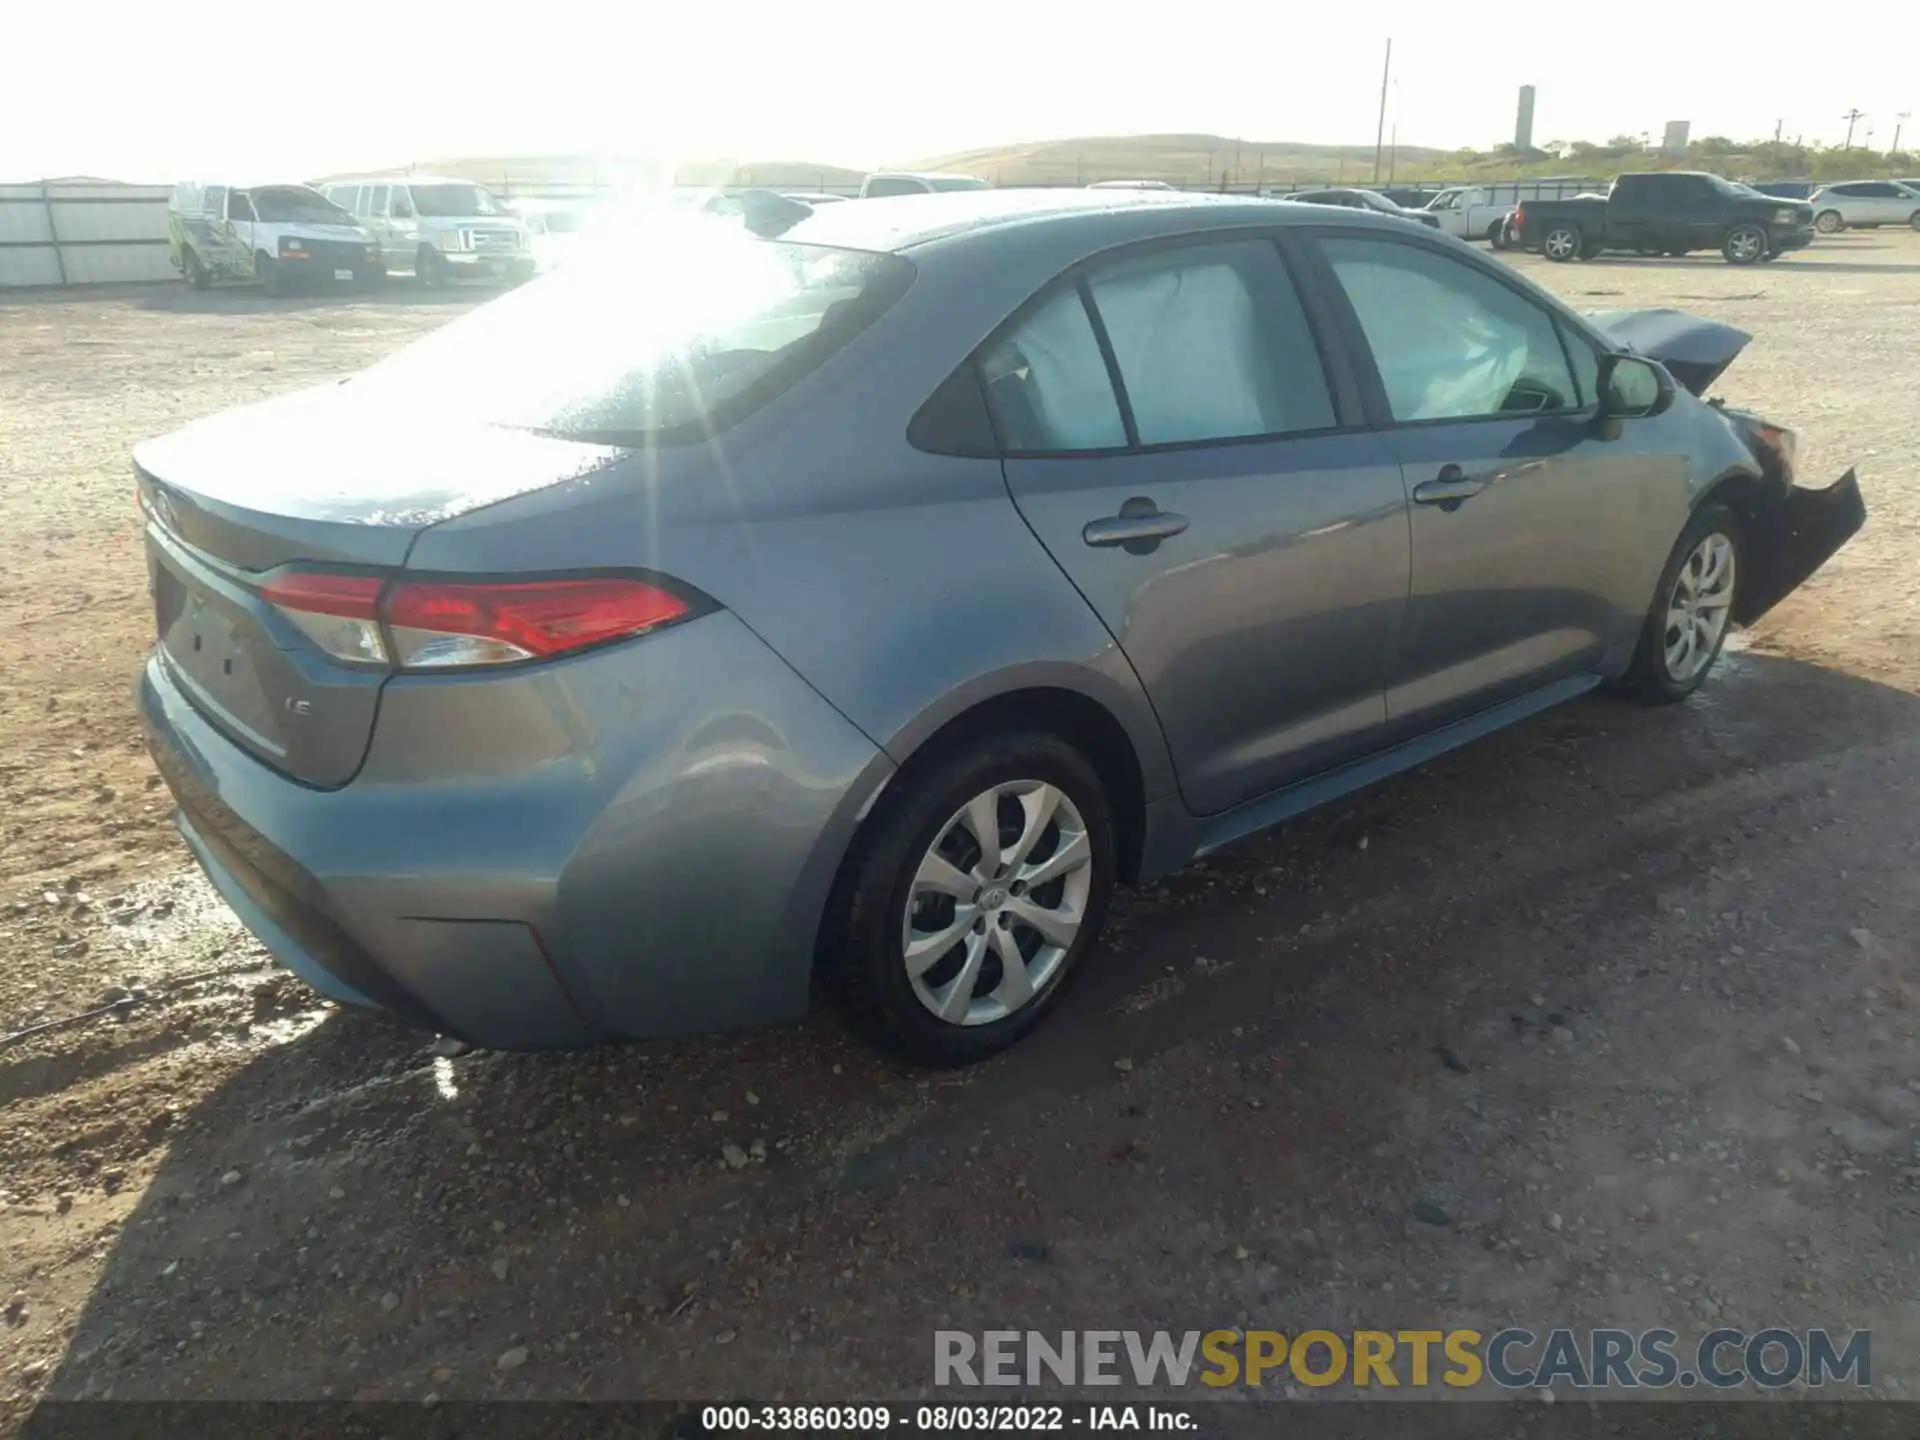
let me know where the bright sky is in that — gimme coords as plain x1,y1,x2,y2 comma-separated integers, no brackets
5,2,1913,183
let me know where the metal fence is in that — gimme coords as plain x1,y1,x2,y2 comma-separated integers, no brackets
0,183,175,287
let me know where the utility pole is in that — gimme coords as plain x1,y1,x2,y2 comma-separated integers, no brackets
1773,118,1783,144
1373,38,1392,184
1388,125,1397,185
1840,108,1864,149
1894,113,1911,155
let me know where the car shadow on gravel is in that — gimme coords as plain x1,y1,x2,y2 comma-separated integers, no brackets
31,651,1920,1405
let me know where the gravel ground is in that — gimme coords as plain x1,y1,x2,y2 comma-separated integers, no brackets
3,237,1919,1422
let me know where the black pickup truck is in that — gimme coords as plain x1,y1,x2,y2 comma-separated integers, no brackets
1514,172,1817,265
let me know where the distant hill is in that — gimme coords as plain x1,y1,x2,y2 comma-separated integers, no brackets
315,136,1440,196
910,134,1449,187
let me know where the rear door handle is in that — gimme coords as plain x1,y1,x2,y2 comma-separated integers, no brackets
1083,502,1190,550
1411,466,1485,508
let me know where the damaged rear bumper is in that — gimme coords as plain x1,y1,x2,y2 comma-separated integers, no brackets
1733,468,1865,626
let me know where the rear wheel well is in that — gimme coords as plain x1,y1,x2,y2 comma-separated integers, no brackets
811,687,1148,996
885,689,1147,884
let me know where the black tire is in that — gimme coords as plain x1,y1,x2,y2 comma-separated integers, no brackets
1813,209,1844,234
1622,503,1743,704
257,252,286,296
183,248,211,290
828,731,1116,1066
1909,211,1920,232
1723,223,1769,265
417,246,445,288
1488,219,1510,250
1541,223,1582,262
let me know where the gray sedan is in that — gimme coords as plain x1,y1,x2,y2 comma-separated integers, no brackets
134,191,1863,1064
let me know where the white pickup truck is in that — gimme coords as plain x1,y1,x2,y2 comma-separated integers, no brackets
1419,186,1518,245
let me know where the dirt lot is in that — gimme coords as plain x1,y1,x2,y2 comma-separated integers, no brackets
4,238,1920,1422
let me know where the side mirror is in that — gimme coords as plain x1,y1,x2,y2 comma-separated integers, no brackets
1597,353,1675,421
392,203,413,220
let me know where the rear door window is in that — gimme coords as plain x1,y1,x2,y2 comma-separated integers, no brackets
366,185,391,216
1084,240,1335,444
1317,235,1578,422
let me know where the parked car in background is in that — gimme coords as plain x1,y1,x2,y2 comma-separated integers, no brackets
512,199,600,272
1516,172,1815,264
1280,188,1441,228
1421,185,1520,244
1087,180,1177,191
1807,180,1920,233
321,177,535,286
169,182,382,294
133,191,1861,1065
1747,180,1816,201
859,172,991,198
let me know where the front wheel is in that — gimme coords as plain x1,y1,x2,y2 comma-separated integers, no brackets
1909,211,1920,232
1541,223,1582,262
417,246,446,288
829,733,1116,1066
182,248,211,289
1622,504,1742,704
1814,210,1844,234
257,252,286,296
1723,224,1769,264
1488,219,1511,250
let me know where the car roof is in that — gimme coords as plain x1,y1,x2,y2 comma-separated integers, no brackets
781,187,1388,256
322,175,484,187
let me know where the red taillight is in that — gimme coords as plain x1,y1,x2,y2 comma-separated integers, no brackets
259,572,383,619
1513,204,1526,228
260,572,389,666
384,577,690,668
258,571,693,671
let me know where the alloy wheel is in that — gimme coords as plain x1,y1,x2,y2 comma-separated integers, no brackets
1725,226,1767,263
1814,211,1843,234
1664,532,1736,683
1543,227,1579,260
901,780,1094,1027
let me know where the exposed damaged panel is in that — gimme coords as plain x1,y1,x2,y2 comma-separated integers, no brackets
1733,468,1866,626
1588,307,1752,396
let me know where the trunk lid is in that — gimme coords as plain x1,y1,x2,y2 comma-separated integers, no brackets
136,385,623,787
1587,307,1752,396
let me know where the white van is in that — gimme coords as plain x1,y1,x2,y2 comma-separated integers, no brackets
169,182,383,293
320,176,535,286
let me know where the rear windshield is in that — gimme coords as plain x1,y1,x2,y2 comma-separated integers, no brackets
409,184,507,217
350,230,913,445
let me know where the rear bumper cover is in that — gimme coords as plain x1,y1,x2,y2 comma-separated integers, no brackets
138,612,893,1049
1733,468,1865,626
